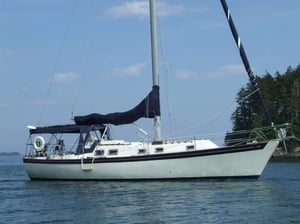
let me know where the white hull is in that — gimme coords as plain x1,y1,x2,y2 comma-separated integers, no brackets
23,140,278,180
22,1,288,181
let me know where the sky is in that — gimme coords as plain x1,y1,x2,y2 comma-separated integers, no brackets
1,0,300,153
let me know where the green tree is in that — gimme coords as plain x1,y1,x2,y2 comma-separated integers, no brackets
227,64,300,150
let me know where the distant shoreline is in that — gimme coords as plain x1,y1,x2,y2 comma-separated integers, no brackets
0,152,21,156
270,154,300,162
271,150,300,162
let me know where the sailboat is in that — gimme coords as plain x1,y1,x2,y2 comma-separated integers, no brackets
23,0,290,180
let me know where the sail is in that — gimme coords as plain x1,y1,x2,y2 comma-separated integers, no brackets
74,85,160,125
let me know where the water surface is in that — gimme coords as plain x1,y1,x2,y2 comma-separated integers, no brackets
1,156,299,223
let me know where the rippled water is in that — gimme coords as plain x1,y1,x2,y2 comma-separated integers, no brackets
1,156,300,223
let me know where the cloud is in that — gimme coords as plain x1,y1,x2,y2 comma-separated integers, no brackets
111,62,147,76
0,102,11,109
175,64,245,80
218,64,245,76
53,72,81,84
0,49,15,69
27,100,57,107
210,64,245,78
157,2,185,17
175,70,199,80
108,1,185,19
20,85,29,92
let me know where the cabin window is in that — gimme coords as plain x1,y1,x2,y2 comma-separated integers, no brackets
95,150,104,156
186,145,195,150
138,149,146,154
152,141,163,145
109,149,118,155
155,147,164,153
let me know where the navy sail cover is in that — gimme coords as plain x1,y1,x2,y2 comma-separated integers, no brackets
74,86,160,125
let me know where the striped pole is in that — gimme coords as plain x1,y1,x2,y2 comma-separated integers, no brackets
220,0,273,125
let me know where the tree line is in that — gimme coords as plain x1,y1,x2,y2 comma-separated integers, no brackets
227,64,300,151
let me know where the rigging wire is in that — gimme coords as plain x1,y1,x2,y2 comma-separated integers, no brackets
196,89,259,134
156,10,177,138
164,89,259,139
71,0,98,119
220,0,273,126
37,0,78,125
153,1,265,140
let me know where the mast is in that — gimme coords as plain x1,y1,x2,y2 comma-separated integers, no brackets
220,0,273,126
149,0,161,140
